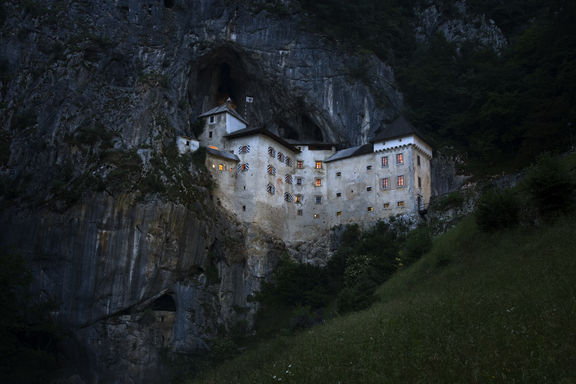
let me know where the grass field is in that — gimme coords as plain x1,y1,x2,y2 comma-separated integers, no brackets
189,212,576,383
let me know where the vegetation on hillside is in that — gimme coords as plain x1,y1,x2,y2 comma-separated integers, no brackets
295,0,576,172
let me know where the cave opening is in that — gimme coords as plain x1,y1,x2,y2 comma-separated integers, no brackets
151,294,176,312
195,49,249,115
301,115,324,142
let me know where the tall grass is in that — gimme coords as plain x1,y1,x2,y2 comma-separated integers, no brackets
188,214,576,383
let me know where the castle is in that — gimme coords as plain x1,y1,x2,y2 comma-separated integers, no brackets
177,103,433,242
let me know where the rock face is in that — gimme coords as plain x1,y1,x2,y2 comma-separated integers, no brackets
0,0,475,381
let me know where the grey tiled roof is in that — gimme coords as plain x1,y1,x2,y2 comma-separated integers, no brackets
372,116,429,144
206,147,240,161
198,104,248,125
325,143,373,163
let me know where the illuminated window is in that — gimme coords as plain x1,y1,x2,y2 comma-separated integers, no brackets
277,152,285,162
313,214,319,219
268,146,276,158
366,165,372,170
315,161,322,169
266,183,275,195
315,178,322,187
284,192,293,202
417,155,421,166
396,153,403,164
296,177,303,185
381,178,389,190
286,157,292,167
209,116,215,124
336,211,342,216
218,164,224,171
397,201,405,207
285,174,293,184
297,209,303,216
238,163,249,172
294,195,302,203
336,171,341,177
297,160,304,169
418,176,422,188
239,145,251,154
383,202,390,208
397,175,404,187
367,206,374,212
381,156,388,167
267,165,276,176
315,195,322,204
336,192,341,197
366,186,372,192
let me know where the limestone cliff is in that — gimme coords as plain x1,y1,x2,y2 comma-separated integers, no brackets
0,0,479,381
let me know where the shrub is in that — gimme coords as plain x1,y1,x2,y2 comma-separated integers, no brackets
401,226,433,265
475,189,520,232
522,154,575,218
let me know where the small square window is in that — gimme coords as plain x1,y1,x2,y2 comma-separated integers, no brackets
336,171,341,177
297,160,304,169
209,116,215,124
185,140,190,146
208,131,213,138
366,165,372,170
383,202,390,208
381,156,389,167
218,164,224,171
367,206,374,212
242,205,246,211
295,195,302,203
366,186,372,192
315,196,322,204
296,177,303,185
313,213,319,219
397,201,405,207
336,211,342,217
297,209,303,216
315,178,322,187
315,161,323,169
396,153,404,164
336,192,342,197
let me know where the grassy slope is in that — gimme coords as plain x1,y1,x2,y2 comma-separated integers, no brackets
190,215,576,383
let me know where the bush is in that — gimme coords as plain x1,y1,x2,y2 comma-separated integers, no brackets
475,189,520,232
401,226,433,265
522,154,575,218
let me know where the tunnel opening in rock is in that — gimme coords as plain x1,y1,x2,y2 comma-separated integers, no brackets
196,48,250,116
301,115,324,142
164,0,175,8
277,121,299,140
151,294,176,312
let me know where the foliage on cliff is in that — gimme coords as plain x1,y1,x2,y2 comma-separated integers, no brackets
296,0,576,172
189,206,576,384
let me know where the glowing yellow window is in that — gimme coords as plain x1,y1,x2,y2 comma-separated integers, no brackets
367,207,374,212
397,201,405,207
218,164,224,171
336,211,342,216
315,161,322,169
315,178,322,187
313,214,319,219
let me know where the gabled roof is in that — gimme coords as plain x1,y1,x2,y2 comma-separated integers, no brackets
325,143,373,163
225,127,301,153
198,104,248,125
206,147,240,161
371,116,429,145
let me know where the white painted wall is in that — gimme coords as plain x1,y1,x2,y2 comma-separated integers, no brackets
225,114,247,134
176,136,199,154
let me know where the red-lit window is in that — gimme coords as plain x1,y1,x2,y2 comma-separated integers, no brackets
397,175,404,187
381,156,388,167
396,153,403,164
381,178,390,190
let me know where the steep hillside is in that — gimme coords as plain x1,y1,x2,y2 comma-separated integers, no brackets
190,212,576,383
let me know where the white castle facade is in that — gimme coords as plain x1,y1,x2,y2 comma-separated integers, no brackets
178,103,433,242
